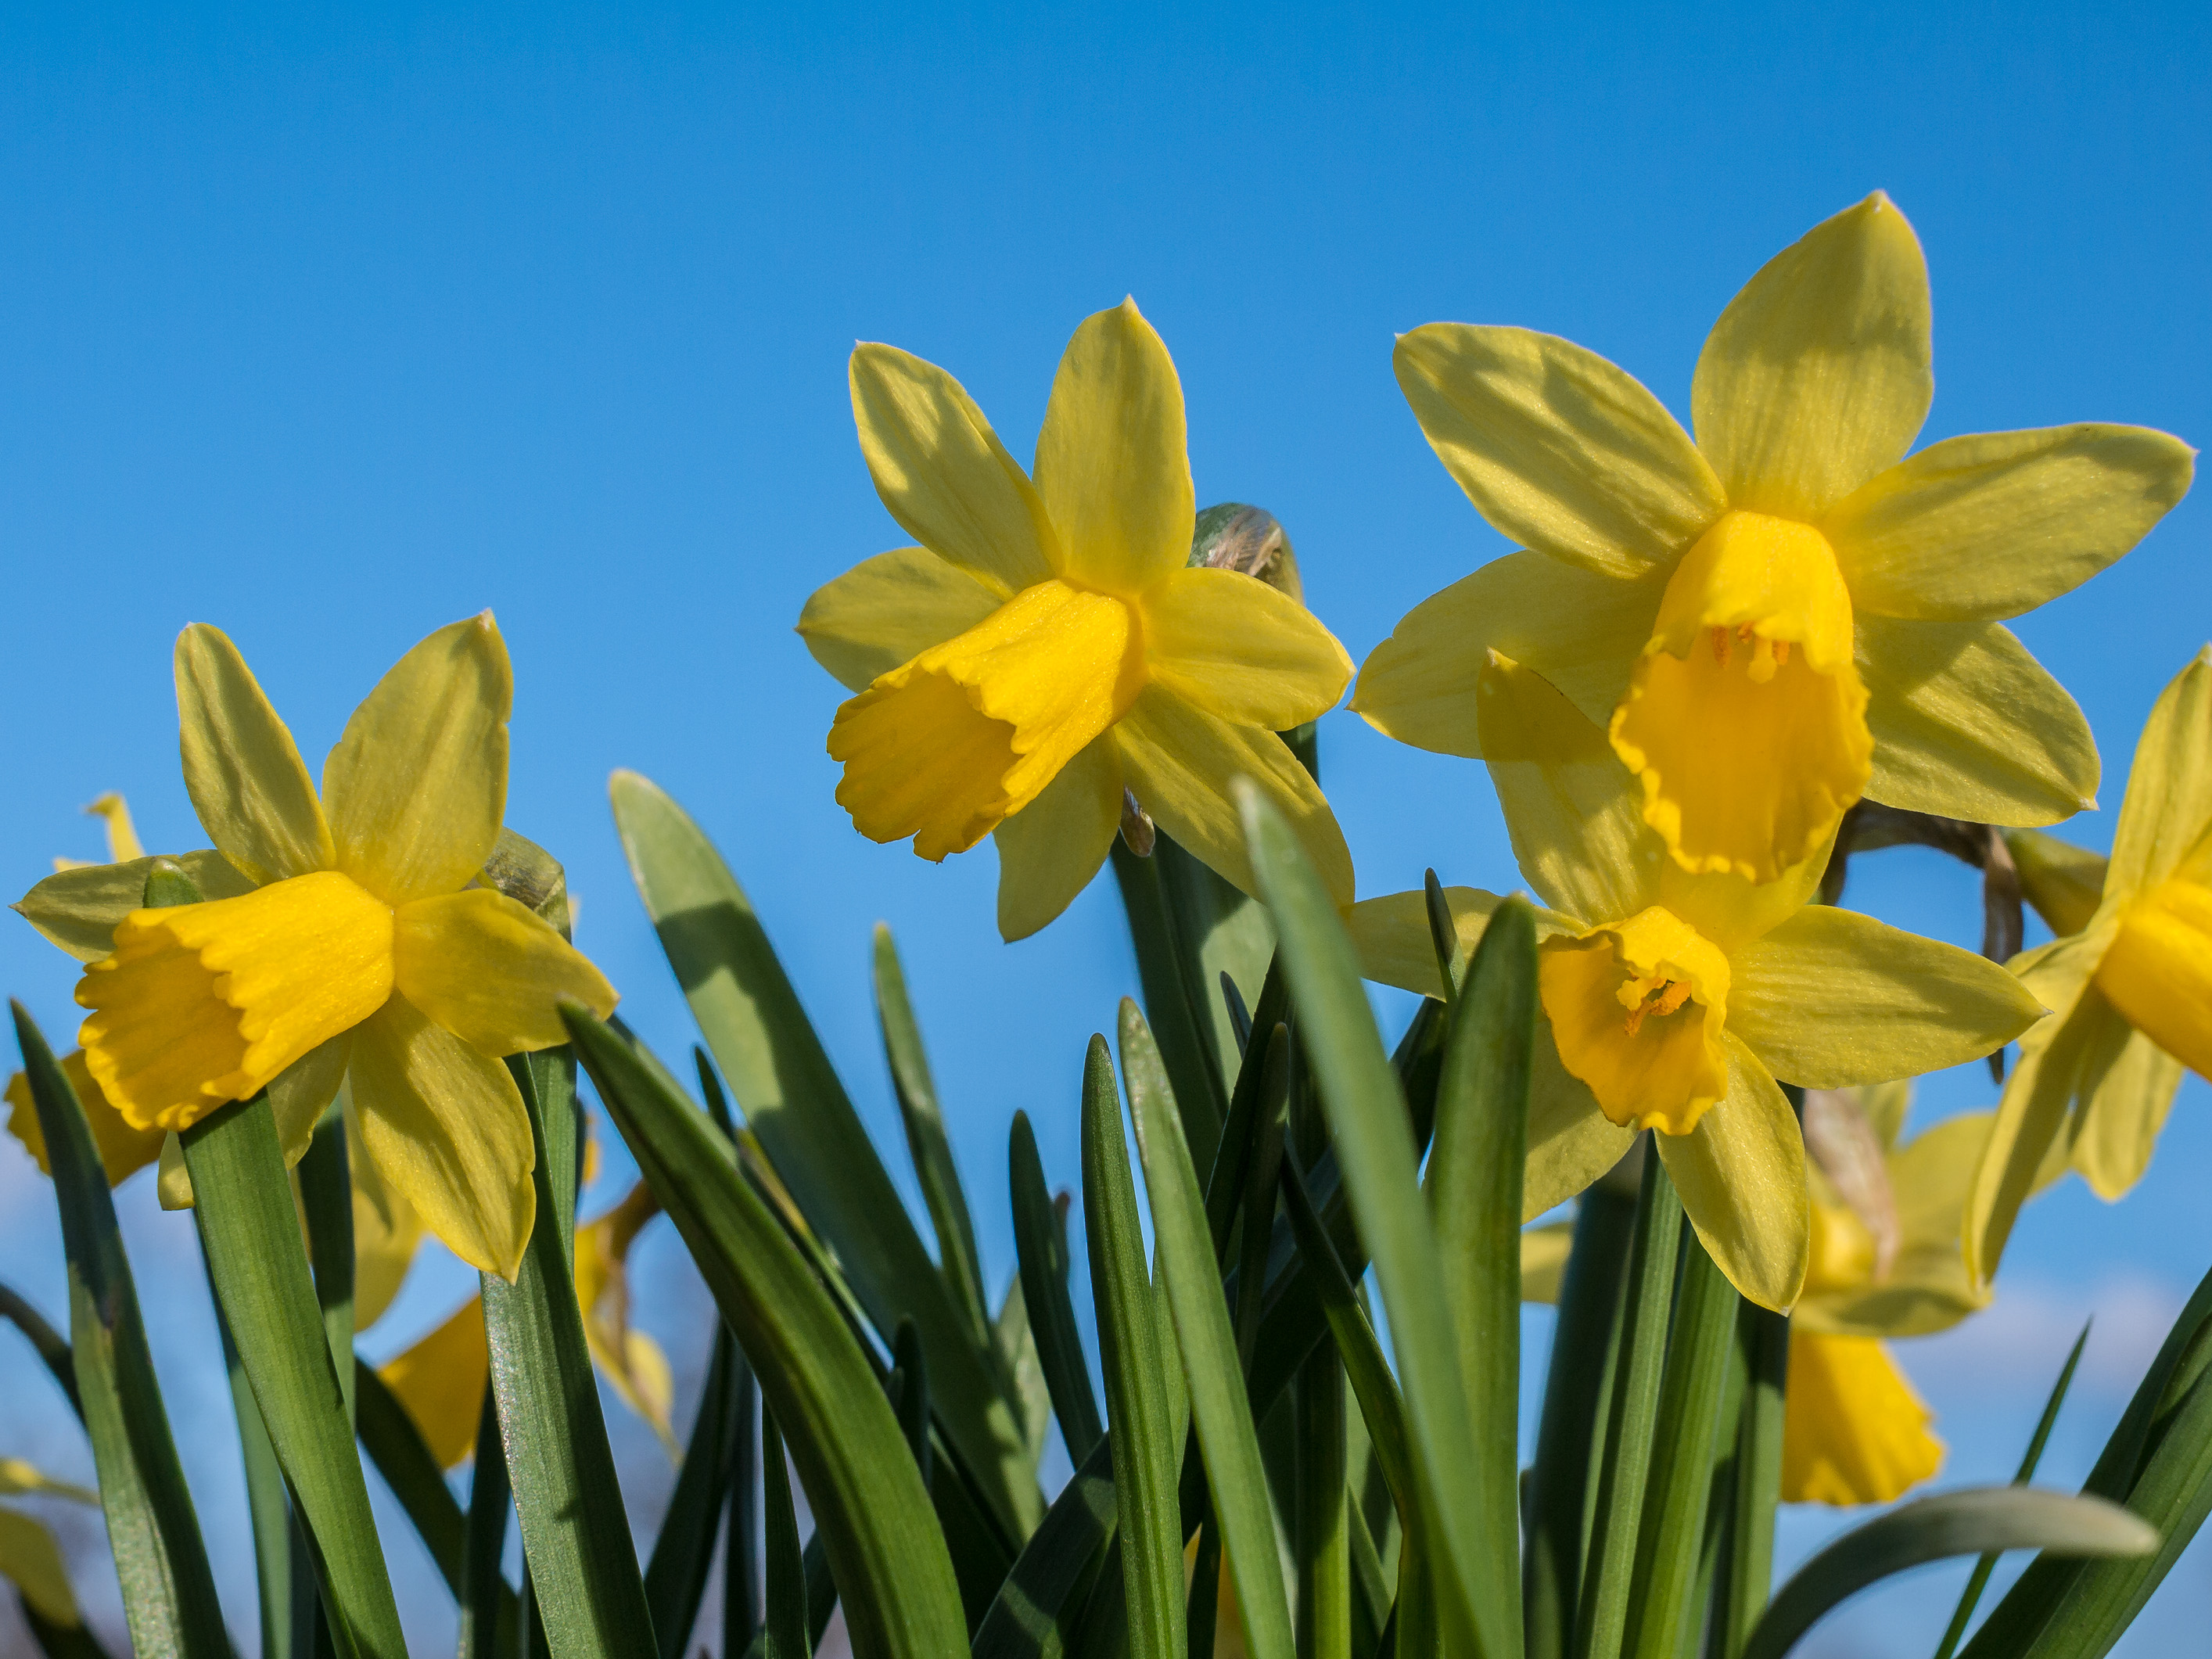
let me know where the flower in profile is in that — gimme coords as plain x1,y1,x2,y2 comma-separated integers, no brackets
1968,647,2212,1288
11,616,617,1280
799,299,1356,940
1356,193,2193,886
3,1049,164,1187
1346,652,2040,1309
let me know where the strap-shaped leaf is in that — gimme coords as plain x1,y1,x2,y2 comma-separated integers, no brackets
645,1324,742,1659
0,1284,80,1418
212,1291,294,1659
1110,840,1228,1172
354,1362,472,1602
611,770,1039,1538
1743,1489,2154,1659
566,1007,969,1659
1011,1113,1104,1465
759,1406,806,1659
459,1387,512,1659
971,1438,1117,1659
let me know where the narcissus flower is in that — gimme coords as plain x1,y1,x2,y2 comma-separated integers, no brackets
1357,193,2193,886
799,299,1356,940
4,1049,165,1187
1346,652,2041,1309
1969,648,2212,1288
11,617,617,1279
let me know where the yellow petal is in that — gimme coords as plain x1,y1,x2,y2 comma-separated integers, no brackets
156,1133,193,1208
796,547,1003,693
2107,646,2212,901
1858,615,2099,827
85,794,144,864
15,852,257,964
1524,1040,1636,1221
2067,1008,2187,1201
1392,323,1725,579
76,871,396,1133
1654,1032,1808,1311
2093,878,2212,1080
1727,907,2045,1088
378,1297,490,1469
174,624,336,885
393,889,618,1055
991,734,1124,942
1519,1222,1575,1304
830,580,1141,860
1825,426,2196,621
352,1104,425,1331
1655,846,1834,957
1348,885,1513,999
576,1185,678,1453
322,614,512,908
1781,1331,1943,1505
0,1509,81,1626
1032,299,1194,598
1139,567,1353,728
1114,687,1354,907
271,1033,353,1161
350,996,536,1281
849,345,1062,599
0,1460,98,1504
1692,193,1932,519
2006,829,2110,939
1478,650,1660,924
1539,907,1732,1135
1614,512,1870,883
4,1048,167,1185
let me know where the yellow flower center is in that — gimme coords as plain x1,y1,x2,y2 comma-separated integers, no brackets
1611,510,1872,884
2095,877,2212,1079
76,870,397,1132
828,579,1146,860
1537,905,1732,1135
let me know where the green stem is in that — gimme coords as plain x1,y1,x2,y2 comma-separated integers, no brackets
1111,838,1226,1169
1295,1347,1351,1659
1721,1307,1788,1659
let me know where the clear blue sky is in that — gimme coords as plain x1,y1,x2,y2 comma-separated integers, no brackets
1,4,2206,1652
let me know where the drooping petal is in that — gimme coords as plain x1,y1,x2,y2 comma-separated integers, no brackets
796,547,1004,694
0,1509,81,1627
2066,1008,2186,1204
376,1297,490,1468
350,996,536,1281
1825,425,2196,621
2107,647,2212,902
1478,651,1660,925
1392,324,1725,578
269,1032,354,1160
1781,1332,1943,1506
1352,552,1664,759
1727,906,2045,1088
992,735,1124,943
2006,828,2110,939
1691,193,1933,520
1655,1033,1808,1312
351,1100,425,1330
1115,686,1354,907
174,624,336,884
849,345,1062,598
322,614,512,908
1032,299,1195,598
1139,567,1353,728
1858,615,2099,827
4,1049,165,1185
1524,1034,1636,1221
15,852,257,963
393,889,618,1055
576,1184,678,1453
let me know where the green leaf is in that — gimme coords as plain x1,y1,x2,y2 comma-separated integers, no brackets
760,1406,807,1659
971,1438,1118,1659
1743,1489,2155,1659
1201,964,1291,1263
352,1362,471,1602
210,1288,294,1659
295,1107,356,1419
1120,1002,1298,1659
891,1319,933,1482
645,1324,742,1659
1295,1335,1352,1659
11,1004,228,1659
1234,789,1499,1659
724,1356,760,1658
0,1284,80,1419
1110,838,1227,1170
1081,1034,1187,1659
1011,1112,1106,1466
610,770,1040,1538
459,1386,512,1659
566,1006,969,1659
1716,1303,1789,1659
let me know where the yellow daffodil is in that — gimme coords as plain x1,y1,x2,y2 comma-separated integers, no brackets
1347,652,2041,1309
1356,193,2193,887
5,1048,165,1186
0,1458,96,1634
798,299,1356,940
1969,648,2212,1287
52,792,144,872
11,616,618,1279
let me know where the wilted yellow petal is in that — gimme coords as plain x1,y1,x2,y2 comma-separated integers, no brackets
991,736,1124,943
2106,646,2212,902
350,996,536,1282
0,1509,81,1626
1654,1033,1808,1312
796,547,1003,694
849,346,1061,599
76,872,395,1132
378,1298,490,1469
1032,299,1194,598
1825,425,2196,621
1692,193,1932,520
1539,907,1731,1136
5,1049,166,1185
393,889,617,1055
15,852,257,964
1782,1331,1943,1505
322,614,512,909
1139,568,1352,729
1391,323,1725,579
2006,829,2109,939
174,624,336,885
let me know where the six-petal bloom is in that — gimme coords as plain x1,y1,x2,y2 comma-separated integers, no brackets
13,615,617,1280
798,298,1357,940
1355,192,2194,886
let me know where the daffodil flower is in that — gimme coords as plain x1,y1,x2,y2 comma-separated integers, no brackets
11,616,617,1279
0,1459,97,1634
1347,652,2041,1309
798,299,1356,940
5,1048,166,1187
1968,648,2212,1287
1356,193,2193,886
52,792,144,872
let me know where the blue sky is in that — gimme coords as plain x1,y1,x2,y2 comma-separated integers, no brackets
1,4,2207,1653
